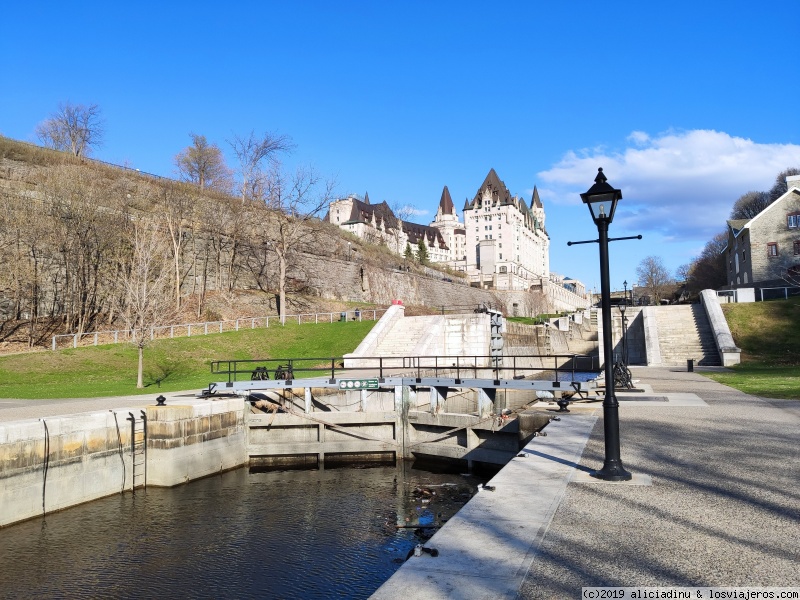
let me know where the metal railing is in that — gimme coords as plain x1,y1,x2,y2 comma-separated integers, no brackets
51,308,387,350
208,353,598,385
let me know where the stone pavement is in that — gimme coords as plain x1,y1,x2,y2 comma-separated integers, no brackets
0,390,197,423
373,366,800,598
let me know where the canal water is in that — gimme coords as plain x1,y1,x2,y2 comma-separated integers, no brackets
0,462,491,599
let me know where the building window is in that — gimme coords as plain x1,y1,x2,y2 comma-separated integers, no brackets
742,250,746,262
788,214,799,228
767,243,778,257
794,241,800,255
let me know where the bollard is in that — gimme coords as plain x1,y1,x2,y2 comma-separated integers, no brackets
687,359,694,372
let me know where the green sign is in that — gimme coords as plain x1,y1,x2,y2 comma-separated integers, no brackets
338,378,380,390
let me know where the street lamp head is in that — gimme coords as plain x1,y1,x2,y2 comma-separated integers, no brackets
580,168,622,225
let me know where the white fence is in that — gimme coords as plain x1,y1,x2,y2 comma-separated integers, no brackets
51,309,387,351
716,286,800,303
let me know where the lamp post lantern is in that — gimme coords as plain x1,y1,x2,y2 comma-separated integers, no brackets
580,168,632,482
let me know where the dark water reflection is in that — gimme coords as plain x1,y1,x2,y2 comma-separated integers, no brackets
0,462,489,599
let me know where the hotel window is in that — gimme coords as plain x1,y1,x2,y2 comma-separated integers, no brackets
788,214,799,228
767,243,778,257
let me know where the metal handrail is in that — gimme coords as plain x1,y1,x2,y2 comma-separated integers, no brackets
209,353,599,384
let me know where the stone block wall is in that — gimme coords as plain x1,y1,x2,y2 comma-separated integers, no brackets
144,397,247,486
0,397,247,528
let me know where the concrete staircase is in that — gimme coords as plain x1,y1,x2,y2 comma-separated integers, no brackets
653,305,720,366
373,315,442,356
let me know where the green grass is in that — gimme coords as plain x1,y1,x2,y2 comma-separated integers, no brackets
703,364,800,399
506,314,561,326
703,297,800,399
0,320,375,399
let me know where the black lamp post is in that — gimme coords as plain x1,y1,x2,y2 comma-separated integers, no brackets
580,168,632,482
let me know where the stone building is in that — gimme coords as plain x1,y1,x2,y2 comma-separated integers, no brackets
725,175,800,287
324,192,450,262
429,186,467,269
324,169,589,312
462,169,550,291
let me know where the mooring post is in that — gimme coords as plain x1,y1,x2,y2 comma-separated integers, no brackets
304,387,312,413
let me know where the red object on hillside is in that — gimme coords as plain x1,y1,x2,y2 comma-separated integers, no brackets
391,300,403,305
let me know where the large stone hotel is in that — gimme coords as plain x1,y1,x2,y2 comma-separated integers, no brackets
325,168,588,311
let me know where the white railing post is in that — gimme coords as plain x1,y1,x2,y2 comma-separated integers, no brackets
52,336,56,351
73,334,78,348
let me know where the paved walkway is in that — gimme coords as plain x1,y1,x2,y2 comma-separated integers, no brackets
374,366,800,598
0,390,198,422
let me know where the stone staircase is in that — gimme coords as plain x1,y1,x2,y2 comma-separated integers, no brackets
373,315,442,356
653,305,720,366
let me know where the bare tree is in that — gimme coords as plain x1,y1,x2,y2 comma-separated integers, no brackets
228,130,294,201
768,167,800,202
730,191,771,220
635,255,673,305
675,263,689,283
261,164,335,324
119,219,175,388
156,183,196,309
685,231,729,292
173,134,233,193
38,164,124,335
36,101,104,157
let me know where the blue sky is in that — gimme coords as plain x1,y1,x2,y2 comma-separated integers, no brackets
3,1,799,292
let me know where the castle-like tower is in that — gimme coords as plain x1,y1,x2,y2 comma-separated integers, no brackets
461,168,550,290
429,186,467,269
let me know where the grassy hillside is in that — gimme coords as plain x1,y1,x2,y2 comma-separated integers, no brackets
703,297,800,399
0,320,375,399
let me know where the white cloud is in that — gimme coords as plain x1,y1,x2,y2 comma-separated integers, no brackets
537,130,800,241
402,205,429,217
627,131,650,146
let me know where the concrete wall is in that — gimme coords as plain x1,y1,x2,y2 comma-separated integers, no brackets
0,410,134,527
700,289,741,367
0,397,247,528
